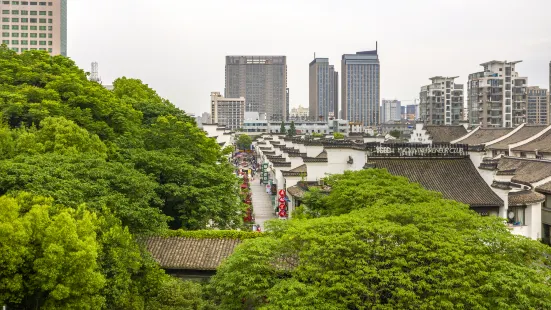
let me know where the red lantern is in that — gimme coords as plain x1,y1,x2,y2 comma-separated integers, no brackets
279,203,286,210
278,210,287,217
278,197,285,203
278,189,286,197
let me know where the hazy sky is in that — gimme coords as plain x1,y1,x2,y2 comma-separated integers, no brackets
69,0,551,115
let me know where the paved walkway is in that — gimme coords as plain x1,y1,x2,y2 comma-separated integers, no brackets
250,179,276,231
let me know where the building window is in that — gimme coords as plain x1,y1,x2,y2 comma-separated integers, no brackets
1,40,8,44
21,25,27,30
1,25,8,30
47,25,51,30
11,32,18,37
48,11,51,16
21,10,28,15
39,25,46,30
12,17,19,22
21,47,28,51
2,1,9,4
30,33,36,37
30,11,37,15
2,10,10,15
30,25,36,30
11,40,18,44
39,40,45,45
11,47,19,52
47,18,51,23
11,10,19,15
38,33,45,38
1,17,8,22
39,18,45,23
507,207,525,225
21,18,28,22
12,1,20,4
20,39,27,44
39,11,46,15
30,18,36,23
29,40,36,45
1,32,9,37
11,25,19,30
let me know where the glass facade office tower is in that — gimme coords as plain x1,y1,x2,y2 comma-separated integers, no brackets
309,58,338,121
341,49,380,126
225,56,287,121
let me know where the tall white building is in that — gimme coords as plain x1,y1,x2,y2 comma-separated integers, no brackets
420,76,464,125
289,105,309,119
380,99,401,123
468,61,527,128
210,92,245,130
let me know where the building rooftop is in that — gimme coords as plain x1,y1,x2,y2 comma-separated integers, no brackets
536,180,551,195
429,76,459,81
282,164,308,177
145,237,241,271
511,127,551,154
453,128,514,146
425,125,468,143
487,125,547,150
508,190,546,207
496,157,551,185
480,60,522,66
368,158,503,207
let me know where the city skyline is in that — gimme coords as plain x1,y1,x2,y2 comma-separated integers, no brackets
63,0,551,115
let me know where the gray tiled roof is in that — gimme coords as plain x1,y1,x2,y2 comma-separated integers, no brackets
425,125,468,143
487,125,547,150
511,128,551,154
496,157,551,185
145,237,241,270
369,158,503,207
508,190,546,206
282,164,308,177
536,181,551,194
454,128,513,145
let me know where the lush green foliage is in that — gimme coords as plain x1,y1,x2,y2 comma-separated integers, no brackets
389,129,401,139
236,134,252,150
279,121,286,134
161,229,263,239
311,132,324,138
0,47,242,308
288,121,296,136
0,47,244,233
0,193,211,309
333,132,345,139
210,169,551,309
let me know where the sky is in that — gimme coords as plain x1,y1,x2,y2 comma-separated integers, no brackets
68,0,551,115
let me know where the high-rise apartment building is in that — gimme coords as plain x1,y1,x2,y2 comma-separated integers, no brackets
526,86,548,125
210,91,245,130
468,60,527,128
1,0,67,55
309,58,338,122
225,56,287,121
289,105,309,120
341,48,380,126
420,76,464,125
380,99,401,123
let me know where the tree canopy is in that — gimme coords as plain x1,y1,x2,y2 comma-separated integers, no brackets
236,134,252,150
333,132,344,139
210,169,551,309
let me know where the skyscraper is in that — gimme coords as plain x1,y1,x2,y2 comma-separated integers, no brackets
341,47,380,126
468,60,527,128
0,0,67,56
526,86,548,125
309,58,338,121
380,99,401,123
210,91,245,130
420,76,464,125
225,56,287,121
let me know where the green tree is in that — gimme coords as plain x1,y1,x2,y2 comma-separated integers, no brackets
288,121,296,136
311,132,324,138
279,121,286,134
333,132,344,139
389,129,401,138
0,194,106,309
210,198,551,309
236,134,252,151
